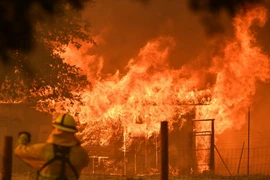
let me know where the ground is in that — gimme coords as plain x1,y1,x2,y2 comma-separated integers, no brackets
7,174,270,180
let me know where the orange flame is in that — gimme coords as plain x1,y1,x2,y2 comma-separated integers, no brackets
192,5,270,173
196,5,269,133
42,36,211,147
37,6,270,164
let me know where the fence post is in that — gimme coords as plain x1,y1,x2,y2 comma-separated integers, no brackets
247,107,250,175
210,119,215,174
2,136,13,180
160,121,168,180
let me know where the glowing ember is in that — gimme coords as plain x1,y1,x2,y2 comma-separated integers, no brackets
0,77,27,103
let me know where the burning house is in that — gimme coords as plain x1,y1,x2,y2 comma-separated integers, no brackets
78,107,215,176
44,5,270,176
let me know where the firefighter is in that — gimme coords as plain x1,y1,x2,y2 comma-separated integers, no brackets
14,114,90,180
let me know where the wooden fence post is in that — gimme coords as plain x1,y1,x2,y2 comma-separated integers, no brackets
2,136,13,180
160,121,168,180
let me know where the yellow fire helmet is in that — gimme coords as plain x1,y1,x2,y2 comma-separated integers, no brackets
52,114,78,133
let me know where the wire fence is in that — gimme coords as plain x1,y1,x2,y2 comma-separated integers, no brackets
3,146,270,178
79,146,270,176
214,146,270,176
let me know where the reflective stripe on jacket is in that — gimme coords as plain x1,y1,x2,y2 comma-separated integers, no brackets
14,128,89,179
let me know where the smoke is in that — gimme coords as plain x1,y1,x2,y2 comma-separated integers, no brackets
83,0,211,74
83,0,270,74
188,0,266,36
189,0,266,15
131,0,151,5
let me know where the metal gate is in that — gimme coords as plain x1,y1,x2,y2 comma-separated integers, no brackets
191,119,215,174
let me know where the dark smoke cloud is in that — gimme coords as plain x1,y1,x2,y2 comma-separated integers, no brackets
83,0,211,74
189,0,265,15
131,0,151,5
188,0,266,36
82,0,270,73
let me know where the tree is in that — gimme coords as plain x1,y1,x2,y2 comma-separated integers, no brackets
0,0,94,64
0,1,94,107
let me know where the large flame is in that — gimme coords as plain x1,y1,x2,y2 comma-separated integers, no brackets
192,5,270,173
196,6,269,133
46,36,211,147
41,5,270,147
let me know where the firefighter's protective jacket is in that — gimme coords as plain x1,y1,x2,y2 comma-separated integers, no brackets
14,128,89,180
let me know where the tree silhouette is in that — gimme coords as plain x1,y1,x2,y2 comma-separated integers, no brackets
0,0,94,105
0,0,94,63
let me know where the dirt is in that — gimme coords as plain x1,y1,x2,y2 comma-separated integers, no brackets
6,173,270,180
